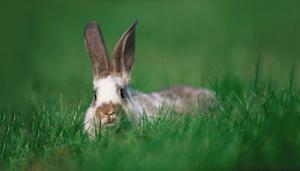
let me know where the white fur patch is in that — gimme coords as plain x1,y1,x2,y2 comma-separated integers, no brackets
93,75,126,106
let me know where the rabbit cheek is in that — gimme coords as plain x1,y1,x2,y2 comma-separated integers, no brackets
95,107,103,120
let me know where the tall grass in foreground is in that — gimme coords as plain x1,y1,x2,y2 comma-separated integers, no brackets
1,72,299,171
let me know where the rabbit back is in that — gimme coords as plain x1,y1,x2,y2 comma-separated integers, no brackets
124,85,217,121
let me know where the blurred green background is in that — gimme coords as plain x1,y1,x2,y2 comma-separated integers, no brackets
0,0,299,111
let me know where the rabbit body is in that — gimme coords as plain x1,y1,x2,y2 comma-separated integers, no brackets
84,82,215,137
124,85,215,122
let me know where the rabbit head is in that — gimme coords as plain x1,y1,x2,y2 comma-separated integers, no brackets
84,20,137,127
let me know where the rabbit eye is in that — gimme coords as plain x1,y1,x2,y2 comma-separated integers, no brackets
120,88,125,99
93,90,97,100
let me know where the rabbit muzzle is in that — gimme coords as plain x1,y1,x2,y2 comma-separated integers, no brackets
95,102,121,124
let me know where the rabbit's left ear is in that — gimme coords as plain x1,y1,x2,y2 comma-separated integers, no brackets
111,20,137,75
84,22,110,78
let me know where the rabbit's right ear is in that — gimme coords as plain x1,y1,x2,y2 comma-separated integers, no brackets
111,20,137,75
84,22,110,78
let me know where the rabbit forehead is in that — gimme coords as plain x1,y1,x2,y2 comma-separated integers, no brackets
93,75,126,105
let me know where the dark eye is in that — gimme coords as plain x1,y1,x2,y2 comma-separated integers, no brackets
93,90,97,100
120,88,125,99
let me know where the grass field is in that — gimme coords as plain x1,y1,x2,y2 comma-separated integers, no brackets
1,0,300,170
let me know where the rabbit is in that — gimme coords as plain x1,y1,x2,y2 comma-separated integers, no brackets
83,20,217,138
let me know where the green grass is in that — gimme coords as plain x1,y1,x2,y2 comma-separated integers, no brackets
1,0,300,170
1,75,300,170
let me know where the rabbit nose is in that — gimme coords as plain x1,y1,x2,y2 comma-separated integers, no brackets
105,110,115,116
